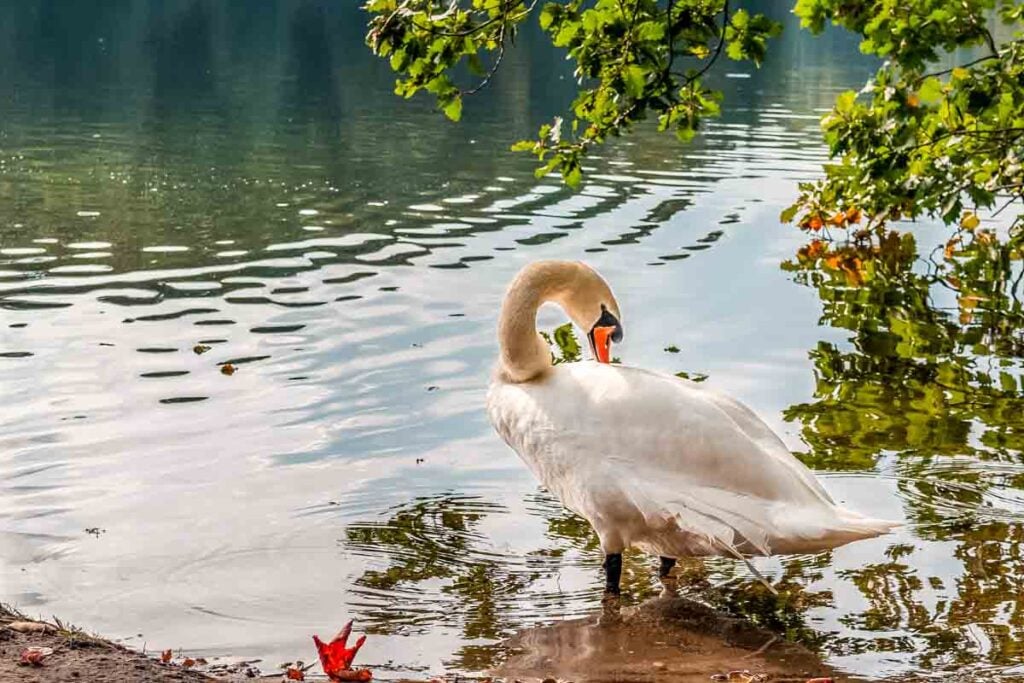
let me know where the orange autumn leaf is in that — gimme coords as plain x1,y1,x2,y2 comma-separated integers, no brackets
160,649,173,664
808,215,824,231
220,363,237,376
182,658,195,668
806,240,826,260
287,667,307,681
944,237,960,259
959,294,985,310
829,211,846,226
845,207,862,223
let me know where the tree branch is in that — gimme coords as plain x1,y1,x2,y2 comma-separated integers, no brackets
463,23,507,95
409,0,533,37
679,0,728,87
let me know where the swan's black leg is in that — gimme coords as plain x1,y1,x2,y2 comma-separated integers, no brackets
603,553,622,596
659,556,677,579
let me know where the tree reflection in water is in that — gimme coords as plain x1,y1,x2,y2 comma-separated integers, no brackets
786,231,1024,673
342,491,836,671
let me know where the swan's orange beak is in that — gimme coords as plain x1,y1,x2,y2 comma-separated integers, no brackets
591,326,615,364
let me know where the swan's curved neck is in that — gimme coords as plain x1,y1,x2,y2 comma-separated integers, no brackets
498,262,576,383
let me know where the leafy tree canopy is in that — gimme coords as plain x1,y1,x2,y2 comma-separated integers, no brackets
365,0,1024,248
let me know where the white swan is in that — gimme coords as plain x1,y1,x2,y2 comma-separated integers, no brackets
486,260,898,596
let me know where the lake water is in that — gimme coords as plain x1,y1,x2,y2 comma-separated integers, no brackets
3,1,1024,680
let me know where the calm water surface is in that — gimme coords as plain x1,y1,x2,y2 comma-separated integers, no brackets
2,2,1023,680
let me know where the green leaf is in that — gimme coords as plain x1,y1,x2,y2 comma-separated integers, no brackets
539,4,558,30
565,163,582,189
835,90,857,114
443,96,463,122
918,77,944,105
551,322,581,363
622,65,646,99
780,203,800,224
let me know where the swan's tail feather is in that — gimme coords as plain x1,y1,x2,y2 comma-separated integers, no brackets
768,507,901,553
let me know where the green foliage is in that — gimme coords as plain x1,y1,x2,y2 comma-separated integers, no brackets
780,236,1024,666
541,321,582,363
365,0,780,186
785,0,1024,239
366,0,1024,245
783,234,1024,480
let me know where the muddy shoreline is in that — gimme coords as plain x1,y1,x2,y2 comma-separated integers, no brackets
2,594,845,683
0,598,972,682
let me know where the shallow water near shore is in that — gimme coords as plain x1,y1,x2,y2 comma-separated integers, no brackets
3,1,1024,680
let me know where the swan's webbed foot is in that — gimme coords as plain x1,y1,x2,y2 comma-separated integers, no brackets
602,553,622,597
659,556,677,579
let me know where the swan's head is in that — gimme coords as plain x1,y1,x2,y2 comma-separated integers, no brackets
556,262,623,364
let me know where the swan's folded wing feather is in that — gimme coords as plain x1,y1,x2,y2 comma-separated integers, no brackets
574,363,836,506
691,383,834,502
591,465,897,557
606,471,775,556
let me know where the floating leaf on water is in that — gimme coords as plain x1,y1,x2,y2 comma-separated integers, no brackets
220,363,237,376
675,371,709,383
193,344,211,355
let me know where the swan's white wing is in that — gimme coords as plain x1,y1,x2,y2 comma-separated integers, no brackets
487,361,896,557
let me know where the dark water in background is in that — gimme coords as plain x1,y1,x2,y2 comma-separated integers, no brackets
2,1,1024,679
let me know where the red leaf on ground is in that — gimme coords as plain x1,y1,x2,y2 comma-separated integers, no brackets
18,648,49,666
182,658,195,668
286,667,306,681
160,649,172,664
312,620,370,681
